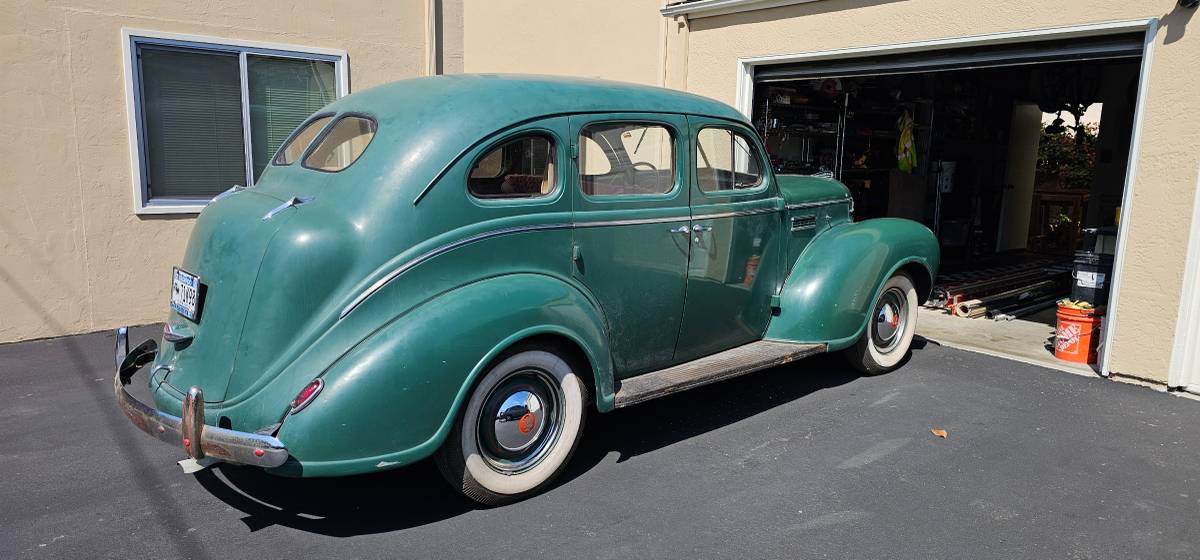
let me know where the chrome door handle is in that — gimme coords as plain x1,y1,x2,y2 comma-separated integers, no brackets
669,225,690,234
692,224,713,233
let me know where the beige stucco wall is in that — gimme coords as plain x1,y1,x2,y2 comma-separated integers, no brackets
678,0,1200,382
0,0,433,343
461,0,667,86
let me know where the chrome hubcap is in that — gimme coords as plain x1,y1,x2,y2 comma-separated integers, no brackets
871,287,908,353
477,369,562,473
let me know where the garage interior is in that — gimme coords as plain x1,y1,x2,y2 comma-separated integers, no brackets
751,34,1145,370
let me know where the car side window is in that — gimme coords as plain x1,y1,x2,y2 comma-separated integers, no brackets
579,123,675,197
468,134,556,199
695,127,763,193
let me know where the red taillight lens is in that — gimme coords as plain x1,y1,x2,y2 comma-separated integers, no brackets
290,379,323,414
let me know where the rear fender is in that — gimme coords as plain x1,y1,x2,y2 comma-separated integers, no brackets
273,273,611,477
765,218,939,350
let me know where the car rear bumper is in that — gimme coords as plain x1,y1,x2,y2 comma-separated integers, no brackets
113,327,289,468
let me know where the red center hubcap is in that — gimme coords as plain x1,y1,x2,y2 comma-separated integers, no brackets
518,412,537,434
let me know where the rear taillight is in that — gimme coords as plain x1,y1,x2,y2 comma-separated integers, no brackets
290,379,323,414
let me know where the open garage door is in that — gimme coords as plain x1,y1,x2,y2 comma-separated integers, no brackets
754,33,1144,82
749,33,1145,372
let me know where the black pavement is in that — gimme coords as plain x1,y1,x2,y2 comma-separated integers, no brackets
3,326,1199,559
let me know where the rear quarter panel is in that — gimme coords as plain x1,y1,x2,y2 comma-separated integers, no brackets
272,272,611,477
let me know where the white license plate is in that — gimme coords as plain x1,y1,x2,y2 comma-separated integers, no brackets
170,267,202,321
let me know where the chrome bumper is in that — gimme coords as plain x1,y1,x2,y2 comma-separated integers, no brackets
113,327,289,468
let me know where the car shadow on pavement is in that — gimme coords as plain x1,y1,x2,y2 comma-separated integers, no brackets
195,343,932,537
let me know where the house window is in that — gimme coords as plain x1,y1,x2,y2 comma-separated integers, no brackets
125,31,346,214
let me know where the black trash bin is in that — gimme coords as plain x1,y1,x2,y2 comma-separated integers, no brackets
1071,250,1114,307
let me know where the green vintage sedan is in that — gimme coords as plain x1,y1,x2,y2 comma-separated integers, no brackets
115,75,938,505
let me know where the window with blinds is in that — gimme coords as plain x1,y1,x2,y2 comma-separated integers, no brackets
132,38,339,207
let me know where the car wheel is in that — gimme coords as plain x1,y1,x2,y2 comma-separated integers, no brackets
434,346,588,506
845,272,919,375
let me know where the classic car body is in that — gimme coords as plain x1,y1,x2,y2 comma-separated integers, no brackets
115,75,938,504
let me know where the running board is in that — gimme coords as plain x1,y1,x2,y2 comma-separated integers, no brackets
613,340,827,408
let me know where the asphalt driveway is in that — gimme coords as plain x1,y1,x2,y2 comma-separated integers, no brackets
3,326,1199,559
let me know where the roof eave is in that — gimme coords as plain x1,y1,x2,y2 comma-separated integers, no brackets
660,0,827,18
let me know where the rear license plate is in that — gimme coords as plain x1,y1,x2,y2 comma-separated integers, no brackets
170,267,202,322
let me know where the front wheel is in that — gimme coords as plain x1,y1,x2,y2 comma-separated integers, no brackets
845,273,919,375
434,346,588,506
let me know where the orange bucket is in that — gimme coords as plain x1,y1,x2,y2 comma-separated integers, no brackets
1054,305,1103,364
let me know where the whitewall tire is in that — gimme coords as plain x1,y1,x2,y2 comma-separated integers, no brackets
435,347,588,505
845,273,919,375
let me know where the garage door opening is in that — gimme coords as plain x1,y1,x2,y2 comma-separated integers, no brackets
750,35,1144,372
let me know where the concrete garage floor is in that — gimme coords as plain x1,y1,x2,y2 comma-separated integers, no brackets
917,306,1097,377
4,327,1200,559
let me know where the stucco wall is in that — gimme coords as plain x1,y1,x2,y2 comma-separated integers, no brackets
678,0,1200,382
461,0,667,86
0,0,431,342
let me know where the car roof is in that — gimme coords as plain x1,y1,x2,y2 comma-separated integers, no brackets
323,74,748,127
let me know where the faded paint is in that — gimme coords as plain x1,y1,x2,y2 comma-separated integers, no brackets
0,0,456,343
3,0,1198,386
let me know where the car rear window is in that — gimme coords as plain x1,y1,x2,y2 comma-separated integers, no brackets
303,115,377,172
273,115,332,166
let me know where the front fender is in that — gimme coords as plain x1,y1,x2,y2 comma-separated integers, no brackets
272,273,611,477
765,218,939,350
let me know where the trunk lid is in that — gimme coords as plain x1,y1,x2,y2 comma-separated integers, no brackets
161,190,294,402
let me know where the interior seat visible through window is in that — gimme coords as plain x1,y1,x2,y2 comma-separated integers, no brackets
467,135,556,199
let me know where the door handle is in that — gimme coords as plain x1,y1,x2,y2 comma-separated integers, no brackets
669,225,690,235
692,224,713,233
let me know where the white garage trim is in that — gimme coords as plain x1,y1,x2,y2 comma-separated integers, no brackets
661,0,827,18
1168,167,1200,391
732,18,1157,376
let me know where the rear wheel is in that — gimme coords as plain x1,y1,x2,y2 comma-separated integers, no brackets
845,273,919,375
434,346,588,506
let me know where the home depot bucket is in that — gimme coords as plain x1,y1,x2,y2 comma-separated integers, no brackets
1055,305,1102,364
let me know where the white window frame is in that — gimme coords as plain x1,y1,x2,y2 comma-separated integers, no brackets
121,28,349,215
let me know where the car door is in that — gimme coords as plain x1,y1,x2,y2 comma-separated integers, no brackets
674,117,784,363
569,114,691,377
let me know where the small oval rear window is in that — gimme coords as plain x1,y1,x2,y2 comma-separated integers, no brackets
274,116,332,166
303,116,377,172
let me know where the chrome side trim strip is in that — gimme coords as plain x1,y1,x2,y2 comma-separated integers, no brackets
340,205,786,318
574,215,691,228
784,197,851,211
692,206,779,221
339,222,572,318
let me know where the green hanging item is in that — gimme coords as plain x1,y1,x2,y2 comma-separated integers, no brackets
896,110,917,173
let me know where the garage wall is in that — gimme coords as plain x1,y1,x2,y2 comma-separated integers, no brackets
461,0,667,86
677,0,1200,382
0,0,433,343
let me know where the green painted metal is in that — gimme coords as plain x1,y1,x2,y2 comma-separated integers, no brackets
567,113,692,377
142,75,937,478
765,217,940,350
675,116,784,364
